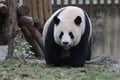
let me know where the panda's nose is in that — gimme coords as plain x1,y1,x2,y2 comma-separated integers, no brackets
63,42,69,45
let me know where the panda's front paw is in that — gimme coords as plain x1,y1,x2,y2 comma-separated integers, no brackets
47,62,61,67
70,60,85,67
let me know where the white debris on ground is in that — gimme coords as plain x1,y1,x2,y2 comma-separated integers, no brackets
25,58,46,64
112,61,120,68
24,56,120,68
87,56,120,68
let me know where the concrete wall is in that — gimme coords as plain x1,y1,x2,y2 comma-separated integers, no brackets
88,6,120,58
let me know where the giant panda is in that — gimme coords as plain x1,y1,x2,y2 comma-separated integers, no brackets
43,6,92,67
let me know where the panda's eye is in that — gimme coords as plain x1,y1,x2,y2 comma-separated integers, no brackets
59,32,64,39
69,32,74,39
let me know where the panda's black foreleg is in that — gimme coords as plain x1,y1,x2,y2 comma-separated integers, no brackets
70,50,88,67
44,39,62,66
45,51,61,66
44,22,62,66
70,41,89,67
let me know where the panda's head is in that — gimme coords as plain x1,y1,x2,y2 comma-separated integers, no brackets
53,15,84,49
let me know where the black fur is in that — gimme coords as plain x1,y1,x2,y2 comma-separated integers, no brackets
54,16,60,25
70,12,91,67
69,32,74,39
44,9,91,67
44,9,64,66
59,32,64,39
44,19,61,66
74,16,82,25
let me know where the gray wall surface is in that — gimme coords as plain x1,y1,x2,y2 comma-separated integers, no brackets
89,6,120,58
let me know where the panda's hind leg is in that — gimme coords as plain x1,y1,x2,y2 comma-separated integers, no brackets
86,38,92,61
86,49,91,61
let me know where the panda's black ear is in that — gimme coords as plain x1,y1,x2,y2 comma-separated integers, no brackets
54,16,60,25
74,16,82,25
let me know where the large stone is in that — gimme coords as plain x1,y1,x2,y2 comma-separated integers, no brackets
0,45,8,60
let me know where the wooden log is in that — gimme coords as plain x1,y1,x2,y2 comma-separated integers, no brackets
20,26,44,58
18,16,34,27
17,4,30,16
0,3,8,14
18,16,44,51
28,26,44,53
5,0,19,59
27,27,44,58
18,16,44,58
0,3,8,45
34,19,43,34
0,0,5,3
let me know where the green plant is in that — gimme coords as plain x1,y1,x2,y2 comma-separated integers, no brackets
13,36,35,59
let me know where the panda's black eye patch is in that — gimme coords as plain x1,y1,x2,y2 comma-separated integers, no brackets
59,32,64,39
69,32,74,39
